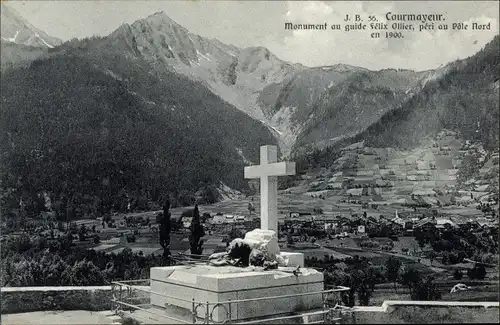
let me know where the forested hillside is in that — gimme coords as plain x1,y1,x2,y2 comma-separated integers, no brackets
293,36,499,170
0,41,48,71
292,69,426,152
358,35,499,150
0,54,276,220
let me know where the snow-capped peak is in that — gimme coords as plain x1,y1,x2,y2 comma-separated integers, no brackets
1,4,62,48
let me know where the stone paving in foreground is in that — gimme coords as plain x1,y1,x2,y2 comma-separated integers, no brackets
1,310,120,325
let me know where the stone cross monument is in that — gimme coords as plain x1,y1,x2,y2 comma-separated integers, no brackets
147,147,315,323
244,145,295,232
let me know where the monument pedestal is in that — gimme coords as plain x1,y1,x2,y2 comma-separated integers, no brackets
278,251,305,268
147,146,320,322
150,263,323,323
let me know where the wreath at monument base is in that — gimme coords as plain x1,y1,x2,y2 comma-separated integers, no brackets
207,229,290,271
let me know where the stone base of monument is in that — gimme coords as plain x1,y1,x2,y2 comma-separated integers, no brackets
150,263,324,323
278,251,305,268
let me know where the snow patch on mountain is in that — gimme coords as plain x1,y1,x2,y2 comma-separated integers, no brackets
196,50,212,62
1,4,62,48
1,30,19,43
34,32,53,48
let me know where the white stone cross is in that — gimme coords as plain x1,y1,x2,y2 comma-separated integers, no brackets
244,145,295,232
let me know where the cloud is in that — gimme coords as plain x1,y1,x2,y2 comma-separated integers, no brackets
269,1,498,70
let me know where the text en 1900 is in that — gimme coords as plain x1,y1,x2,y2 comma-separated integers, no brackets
370,31,404,38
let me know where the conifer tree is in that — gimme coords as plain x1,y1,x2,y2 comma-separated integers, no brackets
189,204,205,256
159,200,172,261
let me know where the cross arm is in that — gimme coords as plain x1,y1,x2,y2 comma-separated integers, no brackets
244,162,296,179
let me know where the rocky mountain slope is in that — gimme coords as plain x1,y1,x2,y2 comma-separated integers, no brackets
1,4,61,70
7,9,493,159
284,67,445,154
97,12,303,123
1,4,61,48
356,35,499,151
51,11,452,156
295,36,499,180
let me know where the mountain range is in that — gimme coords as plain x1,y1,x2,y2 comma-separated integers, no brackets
1,5,498,213
0,5,62,70
1,5,61,48
41,11,499,156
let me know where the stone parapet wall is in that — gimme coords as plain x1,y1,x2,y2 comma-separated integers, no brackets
2,287,499,324
344,301,500,324
1,286,113,314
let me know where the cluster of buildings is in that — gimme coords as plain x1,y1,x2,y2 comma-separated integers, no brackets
180,213,259,232
281,208,499,238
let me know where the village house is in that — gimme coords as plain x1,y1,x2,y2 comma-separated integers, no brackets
456,219,480,231
476,217,499,230
367,215,380,225
288,211,313,220
326,182,344,190
391,215,406,229
414,216,437,231
435,218,459,230
210,214,247,225
340,221,353,233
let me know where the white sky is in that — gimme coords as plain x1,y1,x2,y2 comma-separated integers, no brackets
7,0,500,71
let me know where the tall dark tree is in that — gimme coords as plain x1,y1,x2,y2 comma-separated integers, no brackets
78,224,87,241
398,266,441,300
428,251,437,265
385,256,402,292
453,269,463,280
411,276,442,301
159,200,172,261
467,265,487,280
399,266,422,294
189,204,205,257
